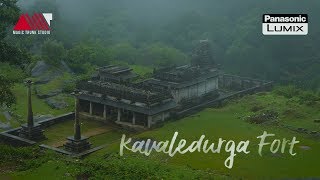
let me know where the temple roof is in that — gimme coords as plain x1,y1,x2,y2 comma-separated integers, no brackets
76,80,173,105
78,93,176,115
148,65,220,89
98,65,131,74
97,65,138,82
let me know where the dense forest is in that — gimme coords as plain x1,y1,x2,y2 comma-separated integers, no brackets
1,0,320,107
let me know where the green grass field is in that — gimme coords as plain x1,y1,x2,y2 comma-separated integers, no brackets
1,90,320,179
3,81,74,129
89,92,320,179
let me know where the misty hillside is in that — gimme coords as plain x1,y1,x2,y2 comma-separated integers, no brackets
9,0,320,90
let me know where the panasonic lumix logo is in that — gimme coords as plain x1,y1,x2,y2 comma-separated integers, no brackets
262,14,308,35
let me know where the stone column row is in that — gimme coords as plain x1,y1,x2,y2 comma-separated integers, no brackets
87,102,159,129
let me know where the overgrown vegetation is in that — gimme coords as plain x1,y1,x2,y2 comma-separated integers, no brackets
2,90,320,179
0,144,216,179
274,85,320,106
0,145,54,172
0,0,30,107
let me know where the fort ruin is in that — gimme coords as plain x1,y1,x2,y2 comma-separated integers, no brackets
75,40,272,130
0,40,272,153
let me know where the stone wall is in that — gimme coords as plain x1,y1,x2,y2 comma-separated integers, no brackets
172,76,219,102
0,112,74,146
38,112,74,128
219,74,269,91
147,111,171,129
175,75,273,118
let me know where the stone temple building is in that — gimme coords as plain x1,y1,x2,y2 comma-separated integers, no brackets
142,65,219,104
75,40,220,129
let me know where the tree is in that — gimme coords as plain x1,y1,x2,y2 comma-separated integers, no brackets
0,75,15,107
0,0,29,106
66,42,112,73
0,0,30,67
139,43,189,67
41,39,66,66
0,0,19,39
110,43,139,64
0,63,25,107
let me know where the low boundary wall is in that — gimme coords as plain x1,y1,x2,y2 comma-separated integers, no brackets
176,74,273,117
0,112,74,146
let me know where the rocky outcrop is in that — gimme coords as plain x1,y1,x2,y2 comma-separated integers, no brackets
31,60,73,84
31,61,50,77
35,70,63,84
30,61,73,110
0,122,11,130
45,98,68,109
3,111,12,121
61,60,73,74
35,87,62,99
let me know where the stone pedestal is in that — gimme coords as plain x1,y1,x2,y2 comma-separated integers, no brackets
64,136,91,153
19,123,46,141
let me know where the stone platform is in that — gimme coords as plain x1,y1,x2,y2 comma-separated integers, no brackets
19,123,46,141
64,136,91,153
40,144,105,158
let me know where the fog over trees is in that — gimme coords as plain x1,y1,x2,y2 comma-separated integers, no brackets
4,0,320,90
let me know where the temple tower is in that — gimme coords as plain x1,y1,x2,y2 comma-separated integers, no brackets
191,39,216,67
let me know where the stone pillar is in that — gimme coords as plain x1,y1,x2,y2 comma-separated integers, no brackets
117,108,121,122
161,113,165,122
147,116,152,128
26,80,34,127
89,102,93,115
74,97,81,140
132,112,136,125
63,91,91,154
19,80,46,141
103,105,107,119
